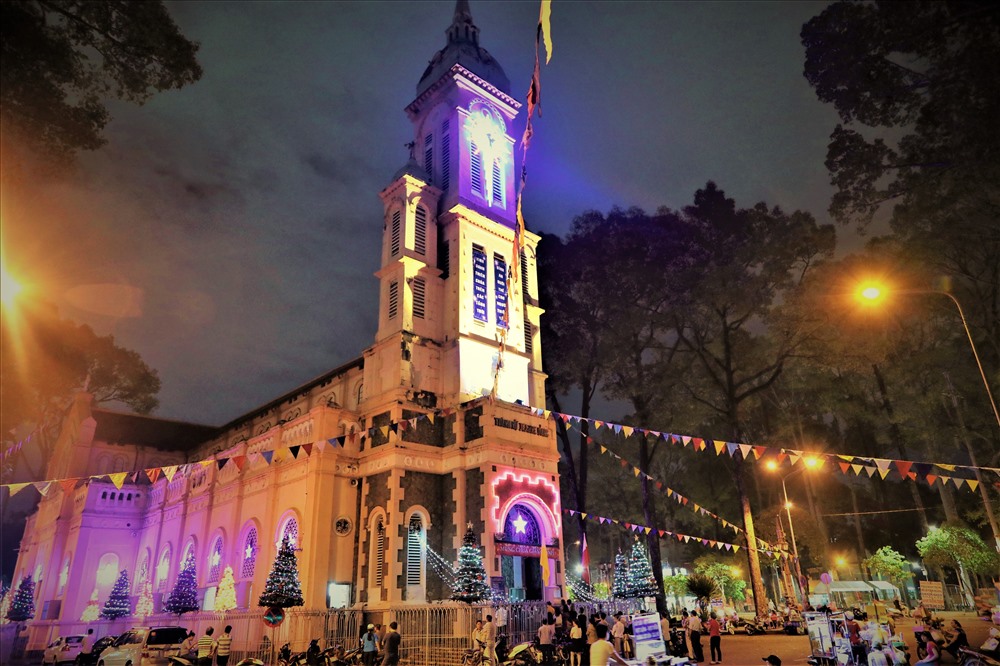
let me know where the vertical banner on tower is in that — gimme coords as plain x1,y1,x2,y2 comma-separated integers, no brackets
494,254,508,328
473,246,488,322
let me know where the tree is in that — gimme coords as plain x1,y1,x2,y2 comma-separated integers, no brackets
164,553,199,615
214,565,237,613
259,534,304,608
450,525,490,603
0,0,202,172
134,580,154,619
5,577,35,622
612,550,628,599
100,569,131,620
694,556,747,604
864,546,910,584
625,540,658,599
917,524,999,578
1,307,160,479
662,574,690,611
685,574,718,615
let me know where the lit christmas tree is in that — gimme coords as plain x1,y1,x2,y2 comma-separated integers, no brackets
80,589,100,622
214,565,237,612
451,524,491,603
625,540,658,598
100,570,131,620
612,550,628,599
6,577,35,622
134,580,154,618
164,553,200,615
258,534,303,608
0,584,11,624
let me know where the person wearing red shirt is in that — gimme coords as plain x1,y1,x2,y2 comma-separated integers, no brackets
706,612,723,664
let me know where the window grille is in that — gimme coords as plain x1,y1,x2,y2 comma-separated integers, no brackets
441,128,451,191
374,519,385,587
406,516,424,586
413,277,426,319
470,142,483,195
494,254,508,328
281,517,300,547
156,546,171,592
208,536,224,583
389,281,399,319
391,210,401,256
414,206,427,255
524,316,533,355
492,161,503,207
520,250,529,299
424,134,433,182
241,528,258,580
472,245,487,323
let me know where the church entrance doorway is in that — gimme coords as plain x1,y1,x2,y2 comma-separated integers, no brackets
496,503,547,601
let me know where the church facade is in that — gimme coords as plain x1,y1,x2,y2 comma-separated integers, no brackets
10,1,564,640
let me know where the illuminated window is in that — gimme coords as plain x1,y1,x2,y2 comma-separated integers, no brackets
391,210,401,257
406,515,425,588
356,382,364,406
504,505,541,545
413,277,426,319
208,535,224,583
278,515,300,549
96,553,119,593
494,254,508,328
389,281,399,319
368,514,385,589
472,245,487,323
58,556,71,596
182,539,196,566
136,550,150,592
156,545,172,592
414,206,427,255
241,527,258,580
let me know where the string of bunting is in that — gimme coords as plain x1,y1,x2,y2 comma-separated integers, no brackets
533,408,996,492
585,434,778,552
563,508,794,561
0,406,459,498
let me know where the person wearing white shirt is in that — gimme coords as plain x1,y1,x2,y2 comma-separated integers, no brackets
590,624,628,666
611,613,626,655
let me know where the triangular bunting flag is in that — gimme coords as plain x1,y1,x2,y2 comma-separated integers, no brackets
839,462,850,474
7,483,30,496
895,460,913,478
217,458,228,471
925,474,937,486
622,426,633,438
146,468,161,484
163,465,178,482
302,443,313,457
232,455,247,471
752,446,766,460
262,450,274,464
727,442,740,457
851,464,863,475
967,479,979,492
289,445,301,459
714,440,726,455
877,468,891,480
35,481,53,497
61,478,78,495
108,472,128,489
738,444,753,459
633,467,641,477
788,453,801,466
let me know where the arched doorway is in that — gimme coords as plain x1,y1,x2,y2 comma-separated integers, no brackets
497,504,545,601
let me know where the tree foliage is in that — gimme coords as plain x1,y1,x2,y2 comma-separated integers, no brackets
864,546,910,584
686,573,718,610
916,523,1000,575
694,555,747,603
1,0,202,171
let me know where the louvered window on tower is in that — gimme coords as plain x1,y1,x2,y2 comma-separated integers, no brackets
470,141,483,196
524,316,533,355
520,250,529,300
441,126,451,191
414,206,427,255
492,161,503,207
424,134,433,183
374,520,385,587
413,277,426,319
391,210,401,256
406,516,423,586
389,281,399,319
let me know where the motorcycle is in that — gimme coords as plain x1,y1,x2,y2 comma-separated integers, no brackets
743,618,766,636
462,640,487,666
914,625,946,660
959,628,1000,666
667,627,689,657
502,641,544,665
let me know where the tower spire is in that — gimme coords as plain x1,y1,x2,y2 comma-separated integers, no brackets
447,0,479,46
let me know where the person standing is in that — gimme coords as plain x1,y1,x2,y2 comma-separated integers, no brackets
706,612,722,664
361,624,379,666
845,612,868,666
77,629,95,666
215,626,232,666
590,624,628,666
197,627,216,666
381,621,401,666
611,613,626,655
659,613,671,657
538,617,555,664
569,614,585,666
688,611,704,663
483,614,497,666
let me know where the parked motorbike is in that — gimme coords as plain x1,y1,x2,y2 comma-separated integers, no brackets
914,625,945,660
234,660,265,666
502,641,544,665
959,628,1000,666
462,640,487,666
743,618,766,636
667,627,689,657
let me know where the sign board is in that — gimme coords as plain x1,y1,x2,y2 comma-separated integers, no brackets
472,247,488,322
490,576,507,601
919,581,945,609
263,606,285,627
631,613,664,662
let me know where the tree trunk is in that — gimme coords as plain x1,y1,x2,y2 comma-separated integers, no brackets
849,486,868,570
735,464,768,618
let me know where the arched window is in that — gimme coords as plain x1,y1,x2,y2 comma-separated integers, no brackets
356,382,364,407
368,513,386,590
406,513,426,593
156,545,172,592
241,526,258,580
503,505,542,545
277,513,300,549
208,535,225,583
181,538,197,583
58,555,71,596
136,550,150,592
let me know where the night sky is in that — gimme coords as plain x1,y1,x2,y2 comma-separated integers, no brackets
4,0,841,426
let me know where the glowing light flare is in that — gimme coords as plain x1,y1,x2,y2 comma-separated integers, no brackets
464,99,509,208
490,469,562,534
784,501,793,510
765,460,778,471
835,556,847,567
512,513,528,534
0,257,23,308
803,457,820,469
859,285,882,301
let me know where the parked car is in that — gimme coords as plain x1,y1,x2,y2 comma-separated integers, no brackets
43,636,85,666
96,627,189,666
78,636,118,665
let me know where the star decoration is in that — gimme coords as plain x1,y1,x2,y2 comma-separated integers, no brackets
211,551,221,567
512,513,527,534
245,544,254,560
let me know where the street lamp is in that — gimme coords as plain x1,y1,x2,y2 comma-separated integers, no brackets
766,459,817,609
857,283,1000,431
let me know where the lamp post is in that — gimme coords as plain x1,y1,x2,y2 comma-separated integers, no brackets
858,284,1000,551
767,458,817,610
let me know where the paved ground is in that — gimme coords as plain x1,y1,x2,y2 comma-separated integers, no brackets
687,612,996,666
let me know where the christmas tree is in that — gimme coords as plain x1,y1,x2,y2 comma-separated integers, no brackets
164,553,200,615
612,550,628,599
80,589,100,622
100,570,132,620
6,577,35,622
625,540,658,598
0,584,9,624
451,524,491,603
214,565,237,612
258,534,304,608
134,580,154,618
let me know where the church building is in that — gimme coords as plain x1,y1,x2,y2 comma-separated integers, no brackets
10,0,564,637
